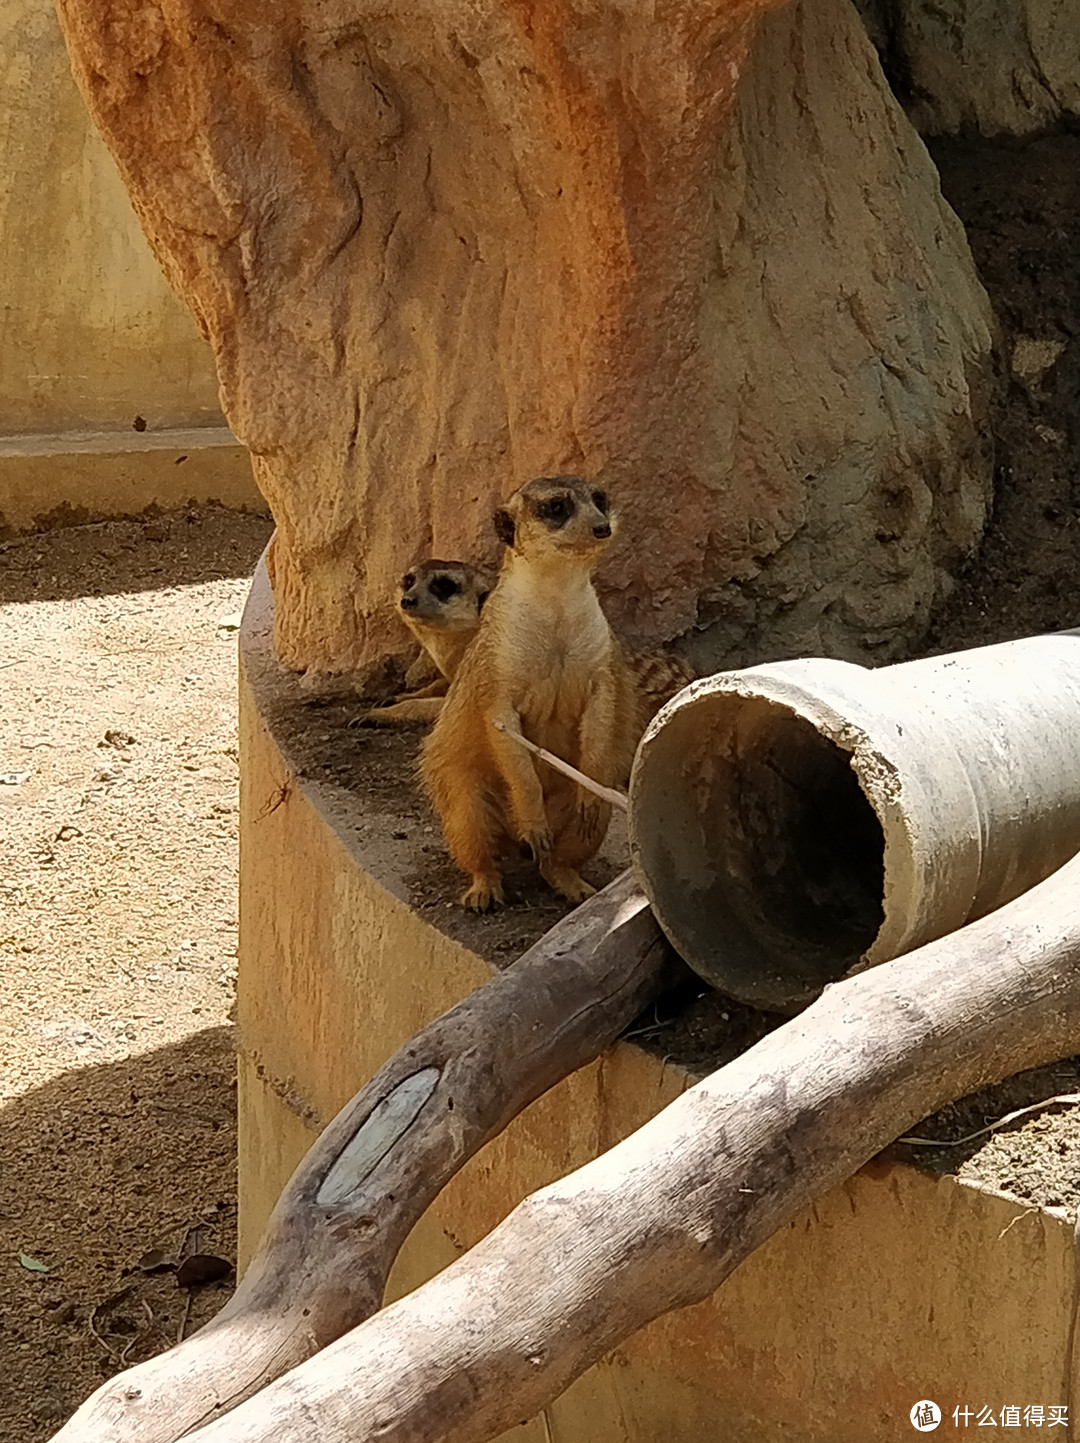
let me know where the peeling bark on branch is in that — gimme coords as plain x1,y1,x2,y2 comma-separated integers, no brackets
160,850,1080,1443
53,872,673,1443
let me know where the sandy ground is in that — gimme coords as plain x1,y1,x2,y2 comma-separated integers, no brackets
0,507,272,1438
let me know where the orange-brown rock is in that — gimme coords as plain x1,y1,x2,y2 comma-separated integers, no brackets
56,0,994,673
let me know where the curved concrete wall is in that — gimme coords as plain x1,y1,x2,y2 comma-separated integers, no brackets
238,561,1077,1442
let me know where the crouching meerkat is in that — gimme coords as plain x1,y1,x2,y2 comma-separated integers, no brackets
361,561,493,725
421,476,639,911
369,561,694,729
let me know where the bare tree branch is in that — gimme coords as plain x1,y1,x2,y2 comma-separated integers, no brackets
172,850,1080,1443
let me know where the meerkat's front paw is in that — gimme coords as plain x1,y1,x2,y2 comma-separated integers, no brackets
461,876,505,912
518,826,553,863
353,696,443,727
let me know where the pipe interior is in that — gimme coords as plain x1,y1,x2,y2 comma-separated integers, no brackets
632,695,886,1011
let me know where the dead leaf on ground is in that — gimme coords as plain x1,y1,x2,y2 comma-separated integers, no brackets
18,1253,50,1273
136,1249,179,1274
174,1254,232,1288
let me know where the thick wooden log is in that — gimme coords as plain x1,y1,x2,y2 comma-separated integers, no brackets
53,871,673,1443
169,849,1080,1443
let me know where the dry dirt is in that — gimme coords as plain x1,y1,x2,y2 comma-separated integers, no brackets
926,132,1080,652
0,506,272,1438
1,131,1079,1440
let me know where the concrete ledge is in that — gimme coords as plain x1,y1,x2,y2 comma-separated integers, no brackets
238,558,1077,1442
0,427,265,533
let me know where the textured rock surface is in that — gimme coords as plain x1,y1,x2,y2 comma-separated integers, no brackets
857,0,1080,137
57,0,994,672
686,0,995,669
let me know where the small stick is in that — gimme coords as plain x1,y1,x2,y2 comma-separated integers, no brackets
87,1304,120,1362
120,1302,157,1365
87,1285,136,1362
899,1090,1080,1148
176,1292,193,1347
492,721,629,811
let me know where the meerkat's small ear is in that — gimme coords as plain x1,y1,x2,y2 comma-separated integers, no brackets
476,587,492,613
493,508,515,546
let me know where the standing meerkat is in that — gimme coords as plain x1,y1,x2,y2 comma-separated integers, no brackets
361,561,493,725
421,476,639,911
365,562,694,730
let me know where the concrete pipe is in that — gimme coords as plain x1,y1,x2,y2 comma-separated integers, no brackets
629,632,1080,1013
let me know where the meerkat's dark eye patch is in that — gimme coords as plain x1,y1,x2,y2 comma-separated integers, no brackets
401,572,416,591
591,489,609,514
429,574,462,603
535,495,574,527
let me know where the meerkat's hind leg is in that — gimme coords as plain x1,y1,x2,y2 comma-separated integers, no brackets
551,797,612,871
439,781,506,912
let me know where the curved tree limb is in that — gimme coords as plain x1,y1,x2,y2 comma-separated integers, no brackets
53,871,674,1443
168,849,1080,1443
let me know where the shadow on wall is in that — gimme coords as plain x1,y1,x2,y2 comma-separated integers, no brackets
0,1027,237,1442
0,507,274,607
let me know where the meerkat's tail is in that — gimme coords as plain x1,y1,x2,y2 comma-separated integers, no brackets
628,651,697,722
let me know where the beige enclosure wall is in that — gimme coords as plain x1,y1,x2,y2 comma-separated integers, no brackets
0,0,261,523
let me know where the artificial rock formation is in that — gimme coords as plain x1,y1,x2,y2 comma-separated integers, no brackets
57,0,994,673
679,0,994,669
858,0,1080,137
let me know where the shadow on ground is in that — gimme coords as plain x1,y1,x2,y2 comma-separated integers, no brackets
0,506,273,606
0,1028,237,1442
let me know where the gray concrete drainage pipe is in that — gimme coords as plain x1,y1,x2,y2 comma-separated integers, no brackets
629,632,1080,1013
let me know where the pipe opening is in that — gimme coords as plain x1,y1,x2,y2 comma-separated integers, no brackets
631,694,886,1011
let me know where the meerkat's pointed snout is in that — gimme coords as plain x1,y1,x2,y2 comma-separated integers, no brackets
592,521,611,539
